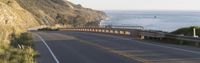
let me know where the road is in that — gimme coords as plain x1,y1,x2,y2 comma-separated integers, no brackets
33,31,200,63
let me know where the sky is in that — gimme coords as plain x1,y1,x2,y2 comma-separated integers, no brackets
69,0,200,11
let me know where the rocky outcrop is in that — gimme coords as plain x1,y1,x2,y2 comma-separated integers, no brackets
16,0,107,27
0,0,39,44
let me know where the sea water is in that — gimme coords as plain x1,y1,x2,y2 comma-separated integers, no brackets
101,10,200,32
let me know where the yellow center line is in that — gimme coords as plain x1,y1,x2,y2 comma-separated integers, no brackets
76,38,152,63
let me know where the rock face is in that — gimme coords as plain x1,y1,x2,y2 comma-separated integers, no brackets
0,0,107,28
0,0,107,43
16,0,107,27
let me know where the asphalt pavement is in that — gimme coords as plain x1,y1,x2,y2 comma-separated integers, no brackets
33,31,200,63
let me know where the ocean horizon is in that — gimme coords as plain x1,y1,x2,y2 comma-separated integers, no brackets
101,10,200,32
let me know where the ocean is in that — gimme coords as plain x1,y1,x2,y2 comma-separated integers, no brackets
100,10,200,32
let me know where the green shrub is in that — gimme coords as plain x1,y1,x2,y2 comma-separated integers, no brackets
171,26,200,36
0,32,37,63
11,33,33,48
38,27,59,31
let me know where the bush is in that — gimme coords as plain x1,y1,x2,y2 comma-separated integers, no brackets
38,27,59,31
0,32,37,63
11,33,33,48
171,26,200,36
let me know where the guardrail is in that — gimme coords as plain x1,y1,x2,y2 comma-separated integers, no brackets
62,27,200,46
62,27,166,39
166,34,200,46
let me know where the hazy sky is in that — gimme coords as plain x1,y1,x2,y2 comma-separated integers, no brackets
69,0,200,11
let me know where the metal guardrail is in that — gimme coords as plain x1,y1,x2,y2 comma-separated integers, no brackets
166,34,200,42
62,27,166,39
62,27,200,44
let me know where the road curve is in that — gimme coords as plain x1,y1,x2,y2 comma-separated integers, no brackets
33,31,200,63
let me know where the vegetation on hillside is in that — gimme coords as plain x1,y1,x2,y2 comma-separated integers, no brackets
0,32,37,63
38,27,59,31
0,0,106,63
171,26,200,36
16,0,107,27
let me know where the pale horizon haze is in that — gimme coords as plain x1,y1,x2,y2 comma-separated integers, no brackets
69,0,200,11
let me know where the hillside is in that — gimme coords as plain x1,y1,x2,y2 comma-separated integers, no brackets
0,0,106,43
0,0,106,62
16,0,107,26
171,26,200,36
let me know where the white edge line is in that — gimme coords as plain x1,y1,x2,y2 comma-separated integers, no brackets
35,34,60,63
108,34,200,54
133,40,200,54
99,33,200,54
80,32,200,54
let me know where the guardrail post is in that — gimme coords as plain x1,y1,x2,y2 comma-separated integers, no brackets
107,29,109,33
125,31,130,35
101,29,104,32
140,35,145,39
120,31,122,34
81,29,83,31
114,30,117,34
119,30,125,35
95,29,98,32
92,29,95,32
99,29,102,32
110,30,114,33
114,30,120,34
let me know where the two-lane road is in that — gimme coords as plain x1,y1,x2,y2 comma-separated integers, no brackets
33,31,200,63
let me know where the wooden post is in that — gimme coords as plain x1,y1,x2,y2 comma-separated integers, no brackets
140,35,145,40
92,29,95,32
95,29,98,32
99,29,102,32
106,29,109,33
109,30,113,33
114,30,118,34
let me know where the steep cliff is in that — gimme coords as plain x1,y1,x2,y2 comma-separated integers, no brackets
0,0,39,44
16,0,107,27
0,0,106,43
